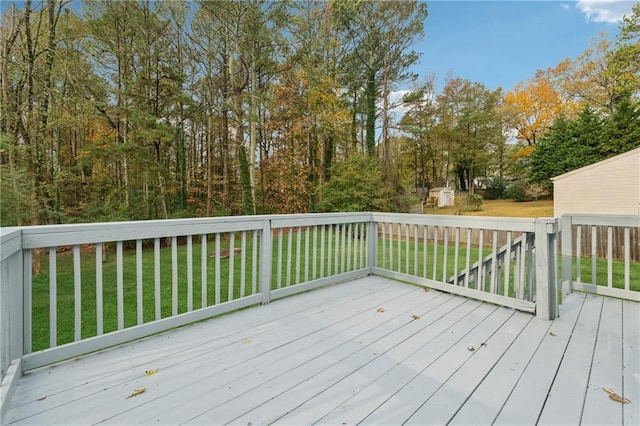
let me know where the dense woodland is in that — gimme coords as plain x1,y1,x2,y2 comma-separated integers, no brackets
1,1,639,226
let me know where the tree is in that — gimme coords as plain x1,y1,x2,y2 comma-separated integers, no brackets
502,71,567,147
333,0,427,157
317,154,405,212
530,106,606,189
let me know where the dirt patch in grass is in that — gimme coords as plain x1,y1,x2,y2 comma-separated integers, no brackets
423,199,554,218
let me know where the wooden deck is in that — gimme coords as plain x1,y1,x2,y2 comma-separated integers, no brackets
4,276,639,425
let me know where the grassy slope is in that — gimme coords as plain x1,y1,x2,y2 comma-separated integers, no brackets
423,199,554,218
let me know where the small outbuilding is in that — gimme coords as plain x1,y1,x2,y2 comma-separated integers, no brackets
551,147,640,217
428,187,455,208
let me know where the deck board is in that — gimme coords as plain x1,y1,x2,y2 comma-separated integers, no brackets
537,294,603,425
493,292,586,425
581,297,623,425
4,276,635,426
622,300,640,425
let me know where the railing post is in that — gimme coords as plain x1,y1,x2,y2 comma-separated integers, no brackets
560,215,573,298
534,218,559,320
260,219,273,305
367,215,378,272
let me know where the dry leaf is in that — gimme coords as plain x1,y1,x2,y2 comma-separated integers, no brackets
126,386,145,399
145,369,158,377
376,307,385,313
603,387,630,403
422,288,429,292
467,346,475,352
242,338,252,345
609,393,630,404
549,332,557,336
410,314,421,320
37,396,46,401
481,342,487,347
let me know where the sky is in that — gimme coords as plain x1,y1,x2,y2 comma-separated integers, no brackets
408,0,637,92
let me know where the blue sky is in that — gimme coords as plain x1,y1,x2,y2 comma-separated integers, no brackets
409,1,637,92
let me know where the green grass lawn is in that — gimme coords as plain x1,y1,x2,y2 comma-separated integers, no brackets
30,228,639,352
423,199,554,218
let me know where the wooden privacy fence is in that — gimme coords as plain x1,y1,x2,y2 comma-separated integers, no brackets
561,214,640,301
567,224,640,262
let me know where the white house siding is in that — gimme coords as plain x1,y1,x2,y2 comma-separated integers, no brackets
552,147,640,217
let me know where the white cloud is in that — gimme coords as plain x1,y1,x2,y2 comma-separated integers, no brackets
560,3,571,10
576,0,635,23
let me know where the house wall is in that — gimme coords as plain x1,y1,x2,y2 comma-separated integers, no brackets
553,148,640,217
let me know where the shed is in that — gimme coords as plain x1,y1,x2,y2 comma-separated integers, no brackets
551,147,640,217
428,187,455,208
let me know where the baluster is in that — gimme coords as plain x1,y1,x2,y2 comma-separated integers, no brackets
187,235,193,312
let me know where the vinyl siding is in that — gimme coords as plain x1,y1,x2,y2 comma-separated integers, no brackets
553,148,640,217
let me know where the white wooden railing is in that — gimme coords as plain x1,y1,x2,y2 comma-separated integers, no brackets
561,214,640,301
369,214,558,317
4,212,636,400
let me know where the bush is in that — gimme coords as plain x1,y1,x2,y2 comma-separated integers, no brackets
454,194,483,214
505,180,551,202
317,154,405,212
485,176,510,200
505,180,529,202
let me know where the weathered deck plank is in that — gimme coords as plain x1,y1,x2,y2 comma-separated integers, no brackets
4,277,635,426
581,297,623,425
537,294,603,425
622,300,640,425
237,298,481,426
448,314,552,425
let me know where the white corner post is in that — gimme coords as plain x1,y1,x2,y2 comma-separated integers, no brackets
560,215,573,298
367,216,378,273
535,218,560,320
260,219,273,305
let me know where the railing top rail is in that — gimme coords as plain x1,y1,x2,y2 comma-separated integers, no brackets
563,214,640,227
14,213,373,249
371,212,537,232
270,212,372,228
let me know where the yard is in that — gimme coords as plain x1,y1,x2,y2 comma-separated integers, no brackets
423,199,554,218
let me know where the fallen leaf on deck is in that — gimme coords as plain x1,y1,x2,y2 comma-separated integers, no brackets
481,342,487,347
467,346,475,352
145,369,158,376
126,386,145,399
242,338,252,344
410,314,421,320
603,387,629,403
549,332,557,336
37,396,46,401
376,307,385,313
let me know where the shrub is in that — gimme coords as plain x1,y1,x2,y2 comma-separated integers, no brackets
454,194,483,214
317,154,405,212
505,180,551,202
505,179,529,202
485,176,510,200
